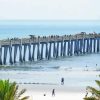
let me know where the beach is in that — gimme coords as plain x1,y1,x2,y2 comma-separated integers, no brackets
21,87,85,100
0,69,99,100
17,70,99,100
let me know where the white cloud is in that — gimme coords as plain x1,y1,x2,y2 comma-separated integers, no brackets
0,0,100,20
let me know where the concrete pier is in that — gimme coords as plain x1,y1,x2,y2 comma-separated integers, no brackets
0,32,100,65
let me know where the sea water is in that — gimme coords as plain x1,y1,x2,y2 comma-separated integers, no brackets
0,20,100,39
0,20,100,90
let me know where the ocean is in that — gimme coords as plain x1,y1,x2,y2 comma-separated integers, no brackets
0,20,100,39
0,20,100,90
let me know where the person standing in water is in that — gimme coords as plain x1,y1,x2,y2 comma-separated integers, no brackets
52,89,55,96
96,64,97,66
61,77,64,85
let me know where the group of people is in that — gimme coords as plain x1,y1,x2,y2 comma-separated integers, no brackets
85,64,98,71
52,77,64,96
44,77,64,97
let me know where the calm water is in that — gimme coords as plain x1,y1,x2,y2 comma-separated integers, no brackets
0,20,100,89
0,20,100,39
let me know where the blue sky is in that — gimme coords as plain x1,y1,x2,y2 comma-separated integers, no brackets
0,0,100,20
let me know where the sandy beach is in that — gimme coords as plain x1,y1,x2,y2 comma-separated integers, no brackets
13,70,99,100
19,84,86,100
0,67,99,100
24,91,85,100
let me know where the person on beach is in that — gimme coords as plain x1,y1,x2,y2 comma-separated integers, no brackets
96,64,97,66
61,77,64,85
52,89,55,96
44,94,46,96
85,65,88,71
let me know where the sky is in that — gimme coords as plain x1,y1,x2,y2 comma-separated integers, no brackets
0,0,100,20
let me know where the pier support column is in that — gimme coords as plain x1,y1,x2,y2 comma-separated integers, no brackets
60,41,63,56
67,40,70,56
90,38,93,53
74,40,78,55
32,44,36,61
28,44,32,61
74,40,76,55
80,39,83,54
83,39,86,54
53,42,56,58
97,38,99,52
37,43,40,60
74,40,76,54
40,43,44,59
3,46,8,64
70,40,73,56
14,45,18,63
45,43,48,59
86,39,89,53
9,46,13,64
63,41,66,56
94,38,96,53
48,42,52,59
0,47,2,65
78,40,80,54
23,45,27,61
77,39,80,54
56,42,59,58
19,45,23,62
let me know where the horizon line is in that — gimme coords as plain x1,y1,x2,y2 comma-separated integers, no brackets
0,19,100,21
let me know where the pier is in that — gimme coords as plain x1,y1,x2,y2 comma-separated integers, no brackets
0,32,100,65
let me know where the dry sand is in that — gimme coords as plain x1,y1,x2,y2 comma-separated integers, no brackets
19,84,86,100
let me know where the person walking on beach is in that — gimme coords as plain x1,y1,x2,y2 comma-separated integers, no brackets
52,89,55,96
61,77,64,85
